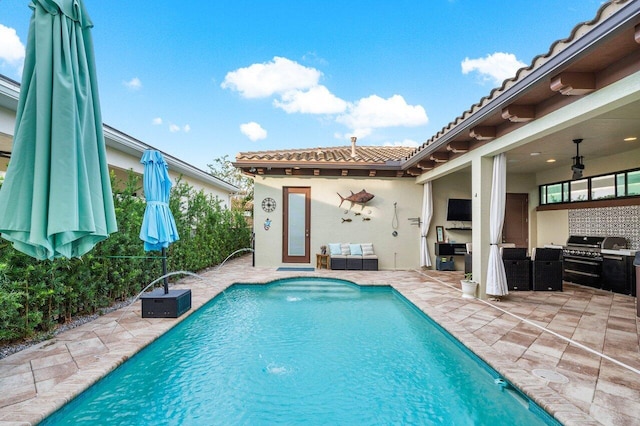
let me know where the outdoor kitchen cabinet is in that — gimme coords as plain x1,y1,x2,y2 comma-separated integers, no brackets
601,254,636,295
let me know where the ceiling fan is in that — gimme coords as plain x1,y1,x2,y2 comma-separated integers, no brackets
571,138,584,180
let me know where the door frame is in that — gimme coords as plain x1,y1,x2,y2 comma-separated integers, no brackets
282,187,311,263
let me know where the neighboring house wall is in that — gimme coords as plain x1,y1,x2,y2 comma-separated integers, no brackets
107,147,232,206
0,106,16,176
0,75,236,205
0,94,237,207
253,176,423,270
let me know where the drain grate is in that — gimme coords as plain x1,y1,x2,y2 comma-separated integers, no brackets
532,369,569,383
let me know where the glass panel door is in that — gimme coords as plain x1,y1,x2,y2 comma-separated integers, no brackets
287,192,305,256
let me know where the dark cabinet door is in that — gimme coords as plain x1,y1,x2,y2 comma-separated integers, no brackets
601,255,631,295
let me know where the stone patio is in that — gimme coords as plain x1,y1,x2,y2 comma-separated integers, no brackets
0,255,638,425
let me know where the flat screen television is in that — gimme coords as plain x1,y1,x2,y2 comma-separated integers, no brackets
446,198,472,222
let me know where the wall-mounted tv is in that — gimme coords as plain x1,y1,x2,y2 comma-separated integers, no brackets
446,198,472,222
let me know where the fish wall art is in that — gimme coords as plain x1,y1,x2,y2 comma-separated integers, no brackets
337,189,375,210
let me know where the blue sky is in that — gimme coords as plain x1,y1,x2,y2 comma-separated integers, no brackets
1,0,604,171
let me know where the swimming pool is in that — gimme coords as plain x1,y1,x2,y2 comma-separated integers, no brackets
42,278,558,425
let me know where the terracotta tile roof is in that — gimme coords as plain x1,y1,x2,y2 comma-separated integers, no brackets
236,145,415,165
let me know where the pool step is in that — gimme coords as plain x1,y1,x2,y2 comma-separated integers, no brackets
269,281,359,296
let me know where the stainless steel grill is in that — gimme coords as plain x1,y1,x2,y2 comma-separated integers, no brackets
562,235,627,287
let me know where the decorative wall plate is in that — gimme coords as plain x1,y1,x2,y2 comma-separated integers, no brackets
262,197,276,212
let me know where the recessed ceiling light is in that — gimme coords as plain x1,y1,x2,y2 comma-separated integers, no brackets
530,152,541,156
624,137,637,141
546,158,556,163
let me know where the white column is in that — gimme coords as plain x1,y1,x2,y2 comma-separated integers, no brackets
471,156,493,299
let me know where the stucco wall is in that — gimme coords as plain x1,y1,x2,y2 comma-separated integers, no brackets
431,172,472,270
253,176,423,270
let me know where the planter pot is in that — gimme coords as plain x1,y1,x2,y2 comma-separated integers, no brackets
461,280,478,299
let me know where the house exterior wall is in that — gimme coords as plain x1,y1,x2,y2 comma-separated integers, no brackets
253,175,423,270
431,172,471,270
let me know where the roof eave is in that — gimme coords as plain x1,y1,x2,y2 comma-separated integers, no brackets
402,0,640,170
103,126,239,193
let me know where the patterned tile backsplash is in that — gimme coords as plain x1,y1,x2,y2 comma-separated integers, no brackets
568,205,640,250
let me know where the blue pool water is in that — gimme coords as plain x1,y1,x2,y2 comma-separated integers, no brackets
42,278,558,425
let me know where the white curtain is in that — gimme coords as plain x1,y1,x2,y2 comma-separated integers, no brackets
486,153,509,296
420,182,433,267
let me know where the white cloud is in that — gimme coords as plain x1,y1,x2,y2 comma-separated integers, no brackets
240,122,267,141
274,85,347,114
169,124,180,133
183,124,191,133
0,25,25,77
221,56,321,98
384,139,420,148
123,77,142,90
336,95,428,136
461,52,526,85
152,117,163,125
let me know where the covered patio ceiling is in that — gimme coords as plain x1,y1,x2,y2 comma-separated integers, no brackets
503,98,640,174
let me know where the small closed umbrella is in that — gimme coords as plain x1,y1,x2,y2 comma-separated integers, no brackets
0,0,117,260
139,150,179,294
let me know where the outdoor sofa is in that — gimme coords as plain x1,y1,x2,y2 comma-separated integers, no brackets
328,243,378,270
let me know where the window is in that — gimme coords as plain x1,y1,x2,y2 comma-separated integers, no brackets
539,167,640,206
628,170,640,196
591,175,615,200
570,179,588,202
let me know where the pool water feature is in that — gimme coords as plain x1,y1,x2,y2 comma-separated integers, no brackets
42,278,559,425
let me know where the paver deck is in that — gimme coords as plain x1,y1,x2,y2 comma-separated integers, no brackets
0,255,638,425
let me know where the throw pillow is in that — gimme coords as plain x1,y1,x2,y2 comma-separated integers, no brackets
350,244,363,256
361,243,374,256
328,243,342,256
340,243,351,255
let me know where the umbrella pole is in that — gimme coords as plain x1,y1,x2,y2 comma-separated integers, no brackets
162,247,169,294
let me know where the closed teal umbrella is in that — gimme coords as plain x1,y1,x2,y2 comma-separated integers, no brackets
139,150,179,294
0,0,117,260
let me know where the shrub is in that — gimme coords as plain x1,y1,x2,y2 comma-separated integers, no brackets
0,171,251,344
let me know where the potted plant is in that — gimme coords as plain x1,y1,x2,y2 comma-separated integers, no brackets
461,273,478,299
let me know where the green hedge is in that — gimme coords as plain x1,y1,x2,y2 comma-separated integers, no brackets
0,171,251,343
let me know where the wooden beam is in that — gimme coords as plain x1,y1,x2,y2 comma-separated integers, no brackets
369,170,377,177
285,168,292,175
256,168,264,175
407,167,422,176
501,105,535,122
446,141,469,153
417,160,435,170
341,169,349,176
550,72,595,95
429,152,449,162
396,170,405,178
635,23,640,44
469,126,496,140
313,169,320,176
